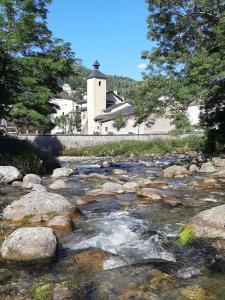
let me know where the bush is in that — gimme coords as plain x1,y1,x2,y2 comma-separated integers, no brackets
63,135,205,157
0,137,60,175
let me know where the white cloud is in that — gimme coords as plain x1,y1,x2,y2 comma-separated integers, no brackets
137,63,147,69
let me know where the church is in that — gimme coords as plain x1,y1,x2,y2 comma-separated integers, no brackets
51,61,199,135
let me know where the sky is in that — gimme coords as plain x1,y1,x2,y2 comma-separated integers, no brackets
47,0,154,80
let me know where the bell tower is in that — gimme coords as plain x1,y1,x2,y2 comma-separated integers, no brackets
87,60,106,134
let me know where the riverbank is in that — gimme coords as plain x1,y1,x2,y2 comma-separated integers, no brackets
63,136,205,157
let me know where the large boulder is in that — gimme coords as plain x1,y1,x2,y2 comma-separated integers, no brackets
23,174,41,189
3,190,75,223
0,166,22,184
162,165,188,178
51,167,73,178
199,162,217,173
188,204,225,241
1,227,57,262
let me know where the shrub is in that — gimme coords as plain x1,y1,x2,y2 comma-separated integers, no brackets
63,136,205,157
0,137,60,175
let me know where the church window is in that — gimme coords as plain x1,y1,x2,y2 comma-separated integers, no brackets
105,127,108,132
99,81,101,86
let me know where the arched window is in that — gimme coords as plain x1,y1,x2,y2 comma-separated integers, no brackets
99,81,101,86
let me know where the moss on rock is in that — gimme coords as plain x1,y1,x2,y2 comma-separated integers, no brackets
176,225,196,247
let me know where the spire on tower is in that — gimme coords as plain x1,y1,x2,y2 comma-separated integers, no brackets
87,60,106,79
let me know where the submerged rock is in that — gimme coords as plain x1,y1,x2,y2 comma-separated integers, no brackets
162,165,188,178
73,249,110,271
3,190,75,223
178,285,215,300
51,167,73,178
1,227,57,262
163,198,182,207
0,166,22,184
102,181,123,191
22,174,41,189
112,169,127,175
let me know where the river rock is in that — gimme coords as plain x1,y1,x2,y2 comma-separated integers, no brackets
47,216,72,232
23,174,42,189
138,188,166,200
214,169,225,178
189,204,225,243
100,160,112,168
32,184,47,191
3,190,75,223
212,157,225,168
1,227,57,261
201,178,218,187
49,180,68,190
162,165,188,178
112,169,127,175
163,198,182,207
102,181,124,192
51,167,73,178
199,161,217,173
189,164,200,173
11,181,23,188
0,166,22,184
123,181,139,190
136,178,152,187
53,284,78,300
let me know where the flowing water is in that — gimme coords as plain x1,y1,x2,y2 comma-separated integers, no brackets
1,156,225,299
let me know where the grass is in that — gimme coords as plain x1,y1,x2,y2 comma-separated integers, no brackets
63,136,205,157
0,137,60,175
176,225,196,247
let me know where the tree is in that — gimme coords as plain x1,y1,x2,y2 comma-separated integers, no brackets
136,0,225,131
68,110,81,132
112,112,127,131
0,0,75,128
54,115,68,133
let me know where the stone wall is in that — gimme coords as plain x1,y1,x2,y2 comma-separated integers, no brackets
18,133,199,154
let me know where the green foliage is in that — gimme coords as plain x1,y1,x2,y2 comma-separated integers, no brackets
176,225,196,247
0,0,75,128
54,110,82,133
112,112,127,131
67,63,138,102
30,282,54,300
63,136,205,157
135,0,225,133
201,78,225,129
0,138,59,175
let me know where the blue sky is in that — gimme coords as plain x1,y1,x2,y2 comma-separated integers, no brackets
48,0,154,80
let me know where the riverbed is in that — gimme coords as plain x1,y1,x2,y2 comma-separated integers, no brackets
1,155,225,299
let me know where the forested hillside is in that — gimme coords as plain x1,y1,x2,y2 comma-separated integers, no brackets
67,64,138,102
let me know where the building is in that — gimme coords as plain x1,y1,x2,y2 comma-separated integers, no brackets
51,61,200,135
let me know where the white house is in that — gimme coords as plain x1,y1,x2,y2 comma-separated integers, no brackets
51,61,200,135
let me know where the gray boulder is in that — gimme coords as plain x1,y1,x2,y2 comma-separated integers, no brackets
51,167,73,178
3,190,75,222
162,165,188,178
53,284,78,300
212,157,225,168
189,204,225,240
1,227,57,261
199,161,217,173
23,173,41,189
0,166,22,184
